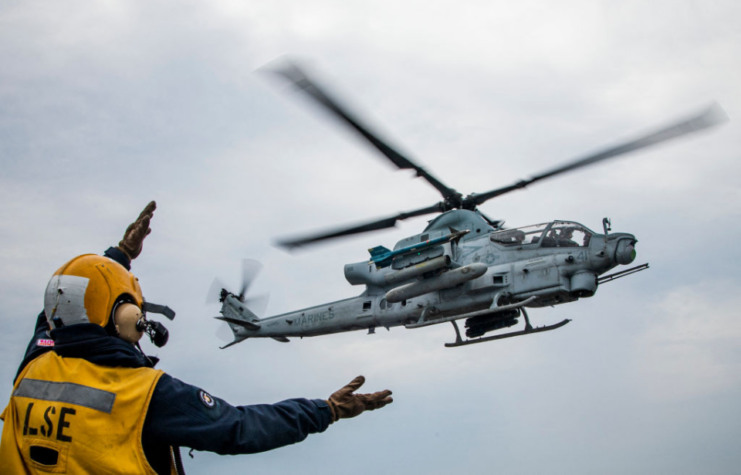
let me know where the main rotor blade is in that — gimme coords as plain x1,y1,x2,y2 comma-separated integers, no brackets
275,203,443,249
469,103,729,206
267,61,460,202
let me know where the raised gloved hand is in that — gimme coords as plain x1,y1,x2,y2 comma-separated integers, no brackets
118,201,156,260
326,376,393,423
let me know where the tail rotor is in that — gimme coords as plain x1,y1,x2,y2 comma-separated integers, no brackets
207,259,269,310
207,259,270,347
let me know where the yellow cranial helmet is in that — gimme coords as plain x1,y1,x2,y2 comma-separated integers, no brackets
44,254,143,329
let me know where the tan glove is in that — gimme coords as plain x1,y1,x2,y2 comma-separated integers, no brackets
326,376,393,423
117,201,157,260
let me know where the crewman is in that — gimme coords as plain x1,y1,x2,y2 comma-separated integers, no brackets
556,227,579,247
0,202,393,474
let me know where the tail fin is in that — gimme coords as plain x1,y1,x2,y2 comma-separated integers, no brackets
217,297,262,330
220,336,248,349
215,298,261,349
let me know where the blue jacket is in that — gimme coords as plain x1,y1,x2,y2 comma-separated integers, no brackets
14,248,332,474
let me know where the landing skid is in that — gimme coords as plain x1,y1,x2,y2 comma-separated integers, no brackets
445,308,570,348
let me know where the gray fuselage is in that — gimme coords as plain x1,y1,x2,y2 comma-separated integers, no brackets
222,210,636,343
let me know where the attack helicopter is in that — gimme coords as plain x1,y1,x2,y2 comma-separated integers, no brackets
210,62,727,349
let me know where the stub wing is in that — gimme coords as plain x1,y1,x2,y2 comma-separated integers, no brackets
215,315,260,330
368,229,469,268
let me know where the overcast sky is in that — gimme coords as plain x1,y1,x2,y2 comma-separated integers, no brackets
1,1,739,473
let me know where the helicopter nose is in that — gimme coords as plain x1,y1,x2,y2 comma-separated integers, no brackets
615,238,637,265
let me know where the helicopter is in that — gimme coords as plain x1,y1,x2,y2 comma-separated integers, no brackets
210,62,727,349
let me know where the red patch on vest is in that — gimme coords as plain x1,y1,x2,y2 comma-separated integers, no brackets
37,339,55,347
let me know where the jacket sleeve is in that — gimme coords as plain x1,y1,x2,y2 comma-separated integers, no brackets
103,246,132,270
143,373,332,455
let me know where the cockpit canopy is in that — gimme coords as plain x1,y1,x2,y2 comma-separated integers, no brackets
490,221,594,248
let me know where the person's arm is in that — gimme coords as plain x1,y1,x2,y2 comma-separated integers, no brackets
104,246,132,270
143,374,332,455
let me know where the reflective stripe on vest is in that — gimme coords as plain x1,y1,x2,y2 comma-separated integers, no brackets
0,351,171,475
14,379,116,413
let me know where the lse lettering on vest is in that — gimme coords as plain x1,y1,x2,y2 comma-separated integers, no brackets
0,351,174,474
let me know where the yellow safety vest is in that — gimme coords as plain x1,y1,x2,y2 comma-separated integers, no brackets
0,351,175,474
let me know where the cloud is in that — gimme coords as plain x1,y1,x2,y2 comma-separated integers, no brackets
1,1,740,473
631,282,741,403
